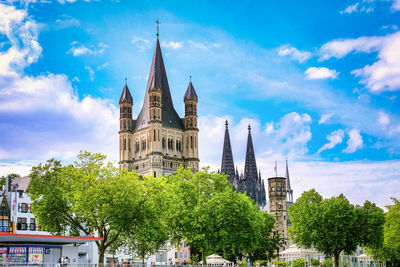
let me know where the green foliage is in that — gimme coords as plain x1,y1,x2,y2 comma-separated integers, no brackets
366,198,400,263
256,260,268,266
288,190,384,267
292,258,305,267
323,258,333,267
0,173,20,187
271,260,287,266
238,260,248,266
165,166,278,263
28,151,156,264
311,258,320,266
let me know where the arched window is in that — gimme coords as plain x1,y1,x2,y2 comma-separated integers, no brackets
124,139,126,150
190,136,193,149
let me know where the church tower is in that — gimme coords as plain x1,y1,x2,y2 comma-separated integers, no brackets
268,176,289,253
118,29,199,176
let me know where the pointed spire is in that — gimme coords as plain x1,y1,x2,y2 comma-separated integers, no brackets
119,78,133,104
286,157,294,202
244,124,258,181
184,79,198,101
134,38,184,130
221,120,236,186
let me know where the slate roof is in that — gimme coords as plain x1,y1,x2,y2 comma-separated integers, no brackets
184,82,198,101
119,84,133,104
11,176,31,192
134,39,184,131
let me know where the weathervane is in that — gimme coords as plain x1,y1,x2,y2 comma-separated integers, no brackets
155,18,161,38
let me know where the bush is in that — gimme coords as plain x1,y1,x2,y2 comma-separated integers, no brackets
238,260,248,266
271,260,287,266
257,260,268,266
323,258,333,267
311,258,320,266
292,258,305,267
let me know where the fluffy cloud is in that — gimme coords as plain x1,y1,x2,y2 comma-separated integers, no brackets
378,111,390,126
278,44,312,63
339,1,374,14
343,129,363,153
317,129,345,154
69,42,108,56
305,67,339,79
0,3,118,172
320,32,400,92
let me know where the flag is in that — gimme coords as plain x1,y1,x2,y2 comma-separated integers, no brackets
274,160,277,176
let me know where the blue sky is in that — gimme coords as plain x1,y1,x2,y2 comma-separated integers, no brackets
0,0,399,207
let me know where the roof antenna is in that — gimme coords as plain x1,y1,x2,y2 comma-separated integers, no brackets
155,18,161,39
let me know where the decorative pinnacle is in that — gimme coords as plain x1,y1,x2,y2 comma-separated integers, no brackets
248,124,251,133
155,18,161,38
225,120,228,129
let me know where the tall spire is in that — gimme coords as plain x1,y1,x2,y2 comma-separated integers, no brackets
221,120,236,186
134,38,184,130
244,124,258,201
285,158,294,203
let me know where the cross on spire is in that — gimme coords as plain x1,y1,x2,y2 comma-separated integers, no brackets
155,18,161,38
248,124,251,133
189,75,192,82
125,78,127,85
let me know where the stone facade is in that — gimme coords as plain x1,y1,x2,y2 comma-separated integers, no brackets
220,121,266,207
119,38,199,175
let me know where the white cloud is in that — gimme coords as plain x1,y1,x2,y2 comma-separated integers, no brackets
392,0,400,10
0,3,42,76
340,2,360,14
85,66,94,81
351,32,400,92
319,113,334,124
305,67,339,79
378,111,390,126
0,3,119,170
161,41,183,50
319,35,384,60
278,44,312,63
188,40,220,51
131,36,151,50
54,15,80,29
69,42,108,56
317,129,345,154
343,129,363,153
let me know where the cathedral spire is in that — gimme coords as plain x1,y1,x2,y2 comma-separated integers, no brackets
286,158,294,203
221,120,236,186
244,124,259,202
119,79,133,104
134,37,184,131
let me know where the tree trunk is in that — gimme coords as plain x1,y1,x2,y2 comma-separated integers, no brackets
334,253,340,267
99,245,105,267
202,249,206,265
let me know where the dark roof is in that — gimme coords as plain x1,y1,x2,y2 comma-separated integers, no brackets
221,120,235,185
244,125,258,181
184,82,198,101
119,84,133,104
134,39,184,131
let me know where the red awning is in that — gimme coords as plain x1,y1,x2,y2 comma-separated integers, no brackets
0,233,102,245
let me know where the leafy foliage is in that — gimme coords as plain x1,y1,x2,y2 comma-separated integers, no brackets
288,190,384,267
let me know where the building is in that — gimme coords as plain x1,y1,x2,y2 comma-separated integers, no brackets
220,121,266,207
118,34,199,176
1,176,99,264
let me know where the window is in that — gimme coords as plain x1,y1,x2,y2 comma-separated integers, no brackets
190,136,193,148
30,218,36,231
154,129,156,141
277,186,281,191
162,138,166,148
156,252,167,262
154,172,157,178
124,139,126,150
19,191,24,198
19,203,28,213
17,217,27,230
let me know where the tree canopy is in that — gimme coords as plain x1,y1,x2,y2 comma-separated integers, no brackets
29,151,152,264
288,189,384,267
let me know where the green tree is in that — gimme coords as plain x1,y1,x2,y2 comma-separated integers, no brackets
0,173,20,187
166,167,277,264
366,198,400,265
28,152,147,264
288,190,384,267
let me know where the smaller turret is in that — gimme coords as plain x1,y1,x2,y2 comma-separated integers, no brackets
119,79,133,132
184,79,198,129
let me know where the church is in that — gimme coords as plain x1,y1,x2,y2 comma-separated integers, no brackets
118,34,199,177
